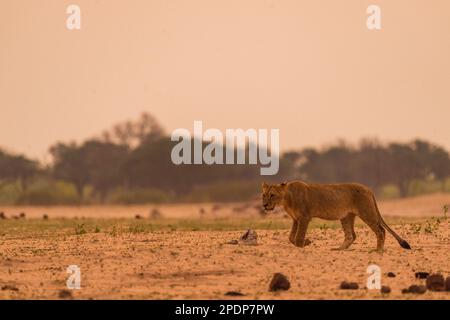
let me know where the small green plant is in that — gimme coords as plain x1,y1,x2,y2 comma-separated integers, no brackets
410,223,421,234
74,223,87,235
94,226,101,233
110,225,118,236
129,224,145,233
424,219,440,234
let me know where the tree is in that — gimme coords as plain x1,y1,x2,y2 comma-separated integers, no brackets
0,149,39,191
82,140,129,201
50,142,89,199
101,112,165,148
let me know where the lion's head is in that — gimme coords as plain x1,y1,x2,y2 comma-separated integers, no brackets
261,182,287,211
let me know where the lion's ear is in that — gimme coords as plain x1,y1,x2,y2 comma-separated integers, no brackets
280,182,287,187
262,182,269,191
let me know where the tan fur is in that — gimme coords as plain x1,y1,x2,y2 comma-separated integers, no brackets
262,180,411,251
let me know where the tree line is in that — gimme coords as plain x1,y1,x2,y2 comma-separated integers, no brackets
1,113,449,204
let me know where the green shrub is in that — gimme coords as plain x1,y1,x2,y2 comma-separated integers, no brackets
0,181,21,204
443,178,450,193
408,179,445,197
378,184,400,199
16,180,80,205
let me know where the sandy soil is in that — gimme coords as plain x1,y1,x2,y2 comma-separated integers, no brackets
1,192,450,219
0,217,449,299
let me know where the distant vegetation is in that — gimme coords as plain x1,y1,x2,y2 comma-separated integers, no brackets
1,113,450,205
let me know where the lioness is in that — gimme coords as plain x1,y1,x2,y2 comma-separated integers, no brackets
262,181,411,251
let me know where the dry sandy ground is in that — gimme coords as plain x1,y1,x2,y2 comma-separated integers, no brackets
2,192,450,219
0,216,449,299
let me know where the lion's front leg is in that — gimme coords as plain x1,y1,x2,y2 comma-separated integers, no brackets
294,217,311,247
288,220,298,244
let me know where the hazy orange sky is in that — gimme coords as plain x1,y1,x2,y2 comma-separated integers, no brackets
1,0,449,161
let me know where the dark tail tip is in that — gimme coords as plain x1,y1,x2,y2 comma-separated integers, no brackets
399,239,411,250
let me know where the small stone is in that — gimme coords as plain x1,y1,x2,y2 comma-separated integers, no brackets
0,212,6,219
135,214,143,219
426,274,445,292
380,286,391,294
445,277,450,291
226,240,239,245
58,289,73,299
415,272,429,279
1,285,19,291
19,212,26,219
387,272,396,278
269,273,291,292
43,214,49,220
225,291,245,296
407,285,427,294
239,229,258,245
340,281,359,290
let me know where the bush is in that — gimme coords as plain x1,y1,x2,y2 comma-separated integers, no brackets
378,184,400,199
16,180,80,205
407,179,445,197
443,177,450,193
108,188,173,204
0,181,21,204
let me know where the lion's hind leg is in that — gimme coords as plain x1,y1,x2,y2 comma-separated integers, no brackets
358,212,385,252
334,213,356,250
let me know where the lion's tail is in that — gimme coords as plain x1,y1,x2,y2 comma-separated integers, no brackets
372,195,411,250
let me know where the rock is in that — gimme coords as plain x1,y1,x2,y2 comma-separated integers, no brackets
43,214,49,220
135,214,143,219
225,291,245,296
239,229,258,245
269,273,290,292
380,286,391,294
226,240,239,245
58,289,73,299
387,272,396,278
445,276,450,292
0,212,6,219
19,212,26,219
426,274,445,292
1,285,19,291
405,285,427,294
415,272,429,279
340,281,359,290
